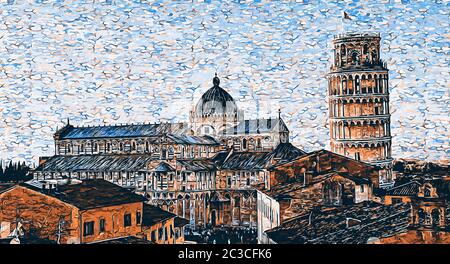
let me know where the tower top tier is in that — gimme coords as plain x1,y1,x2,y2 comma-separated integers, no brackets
333,32,380,41
330,32,387,72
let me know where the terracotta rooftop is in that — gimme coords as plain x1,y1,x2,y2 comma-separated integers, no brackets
22,179,146,210
265,201,411,244
142,204,177,227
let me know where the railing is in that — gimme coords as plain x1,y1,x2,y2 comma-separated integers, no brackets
334,32,380,39
330,59,388,71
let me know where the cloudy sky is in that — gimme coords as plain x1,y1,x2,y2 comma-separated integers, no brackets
0,0,448,164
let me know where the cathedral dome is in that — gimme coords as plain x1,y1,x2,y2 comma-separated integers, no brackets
194,75,238,117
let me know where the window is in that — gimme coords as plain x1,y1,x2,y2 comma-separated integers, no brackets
355,76,360,93
392,198,403,204
424,185,432,198
352,51,359,63
354,152,361,161
165,226,168,240
242,138,247,150
227,177,232,187
136,211,141,225
159,227,164,241
360,185,365,192
151,230,157,241
83,221,94,237
99,219,106,233
124,213,132,227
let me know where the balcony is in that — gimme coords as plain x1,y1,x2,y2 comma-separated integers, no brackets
334,32,380,40
330,59,388,72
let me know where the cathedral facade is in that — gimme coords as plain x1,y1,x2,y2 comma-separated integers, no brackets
33,75,301,229
327,33,393,187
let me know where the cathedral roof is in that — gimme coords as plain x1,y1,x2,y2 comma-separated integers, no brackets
194,75,238,117
218,143,305,171
35,154,154,172
55,122,190,140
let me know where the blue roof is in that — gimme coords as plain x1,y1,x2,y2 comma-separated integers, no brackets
56,122,193,140
55,122,220,145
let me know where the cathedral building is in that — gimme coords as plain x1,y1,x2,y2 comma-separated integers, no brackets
33,75,303,229
327,33,393,187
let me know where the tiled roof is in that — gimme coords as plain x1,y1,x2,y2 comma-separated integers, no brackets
177,159,217,172
92,236,154,244
34,154,154,172
220,143,305,171
22,179,146,210
142,204,177,227
266,202,411,244
385,181,420,196
268,143,306,161
174,217,190,227
220,152,271,170
56,122,190,139
0,183,16,194
256,171,370,200
165,134,220,145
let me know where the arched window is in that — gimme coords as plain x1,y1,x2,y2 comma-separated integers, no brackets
145,141,149,152
417,208,426,225
431,208,441,226
341,78,347,94
361,75,367,94
363,44,369,54
351,51,359,64
119,142,124,151
256,138,262,149
355,75,360,93
340,45,346,65
371,50,377,62
132,142,136,151
234,197,240,207
424,185,432,198
242,138,247,150
374,74,378,93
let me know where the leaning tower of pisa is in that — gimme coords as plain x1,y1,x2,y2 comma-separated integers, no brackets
328,33,393,187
